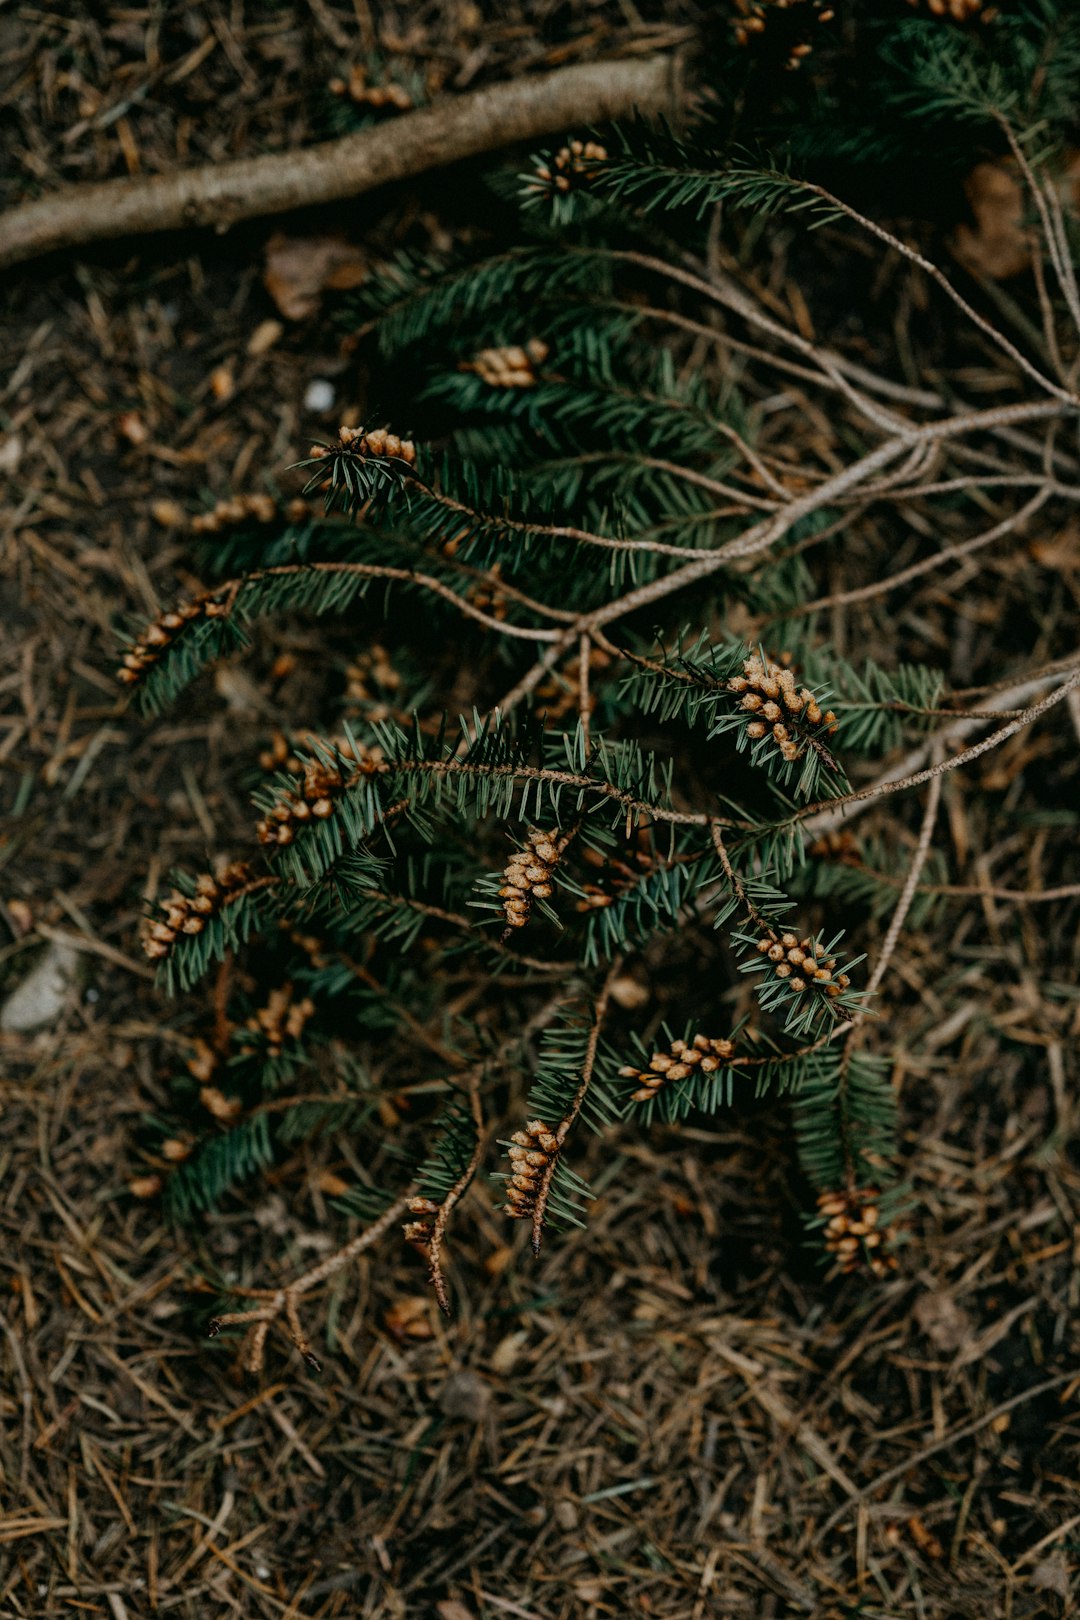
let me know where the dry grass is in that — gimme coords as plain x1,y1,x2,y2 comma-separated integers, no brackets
2,5,1079,1617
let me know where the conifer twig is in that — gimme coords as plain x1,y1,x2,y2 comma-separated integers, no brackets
531,963,620,1255
784,179,1079,407
578,635,593,752
582,399,1070,634
208,1193,413,1374
425,1071,486,1314
803,658,1080,843
781,487,1053,617
861,758,943,1008
795,667,1080,829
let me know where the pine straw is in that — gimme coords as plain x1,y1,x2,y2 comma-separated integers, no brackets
2,1025,1078,1617
2,5,1079,1617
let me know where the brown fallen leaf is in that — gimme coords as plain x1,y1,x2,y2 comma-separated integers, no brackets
209,364,234,401
263,233,367,321
913,1288,972,1352
150,498,185,528
247,318,284,357
118,409,149,445
383,1295,435,1342
1030,522,1080,573
315,1169,350,1196
129,1174,163,1199
951,160,1031,280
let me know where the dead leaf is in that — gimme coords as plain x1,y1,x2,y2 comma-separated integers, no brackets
609,973,650,1010
315,1169,350,1196
913,1289,972,1352
117,409,149,445
247,318,284,356
0,433,24,475
436,1602,475,1620
489,1328,528,1374
129,1174,163,1199
263,233,367,321
483,1243,513,1277
383,1295,434,1342
1031,1558,1071,1598
199,1085,243,1123
907,1514,945,1560
951,161,1031,280
150,498,185,528
6,898,33,936
209,364,234,401
438,1369,490,1421
1030,522,1080,573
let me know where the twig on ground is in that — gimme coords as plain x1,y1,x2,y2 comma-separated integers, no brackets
0,56,683,273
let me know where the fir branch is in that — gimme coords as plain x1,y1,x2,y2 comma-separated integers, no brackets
410,1073,485,1314
528,964,620,1254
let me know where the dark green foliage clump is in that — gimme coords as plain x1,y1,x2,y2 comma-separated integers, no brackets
120,1,1080,1346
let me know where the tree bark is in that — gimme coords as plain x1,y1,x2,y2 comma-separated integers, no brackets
0,54,684,274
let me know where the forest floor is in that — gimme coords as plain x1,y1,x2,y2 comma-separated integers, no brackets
1,5,1078,1619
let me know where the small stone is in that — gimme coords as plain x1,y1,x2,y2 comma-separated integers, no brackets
1,941,80,1033
304,379,336,413
438,1369,490,1422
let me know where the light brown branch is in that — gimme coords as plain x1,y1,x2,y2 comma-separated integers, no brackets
208,1193,413,1374
783,487,1052,618
798,668,1080,832
862,758,943,1005
0,56,683,273
531,965,620,1255
426,1071,486,1315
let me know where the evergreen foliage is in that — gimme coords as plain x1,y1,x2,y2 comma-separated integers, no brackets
120,0,1080,1352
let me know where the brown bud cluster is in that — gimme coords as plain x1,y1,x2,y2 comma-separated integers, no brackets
727,651,837,763
808,828,862,866
905,0,983,19
258,730,304,776
310,424,417,466
256,758,345,846
345,642,403,722
329,64,412,109
755,929,851,998
245,982,316,1057
619,1034,736,1103
187,1037,220,1083
192,493,310,535
500,829,560,931
142,861,255,961
470,560,508,623
816,1187,899,1278
531,139,608,194
463,338,550,389
256,741,384,846
504,1120,559,1219
574,830,654,913
730,0,835,67
118,594,229,687
402,1195,441,1248
200,1085,244,1124
534,645,611,724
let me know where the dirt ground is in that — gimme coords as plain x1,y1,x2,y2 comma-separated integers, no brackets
2,5,1080,1618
